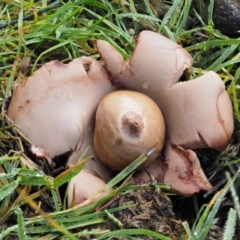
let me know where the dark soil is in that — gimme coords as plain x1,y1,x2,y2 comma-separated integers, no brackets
94,186,185,240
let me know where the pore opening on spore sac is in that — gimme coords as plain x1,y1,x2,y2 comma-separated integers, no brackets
121,111,144,139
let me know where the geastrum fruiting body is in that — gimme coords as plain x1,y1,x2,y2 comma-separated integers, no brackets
7,56,116,204
97,30,234,195
94,90,165,171
7,30,234,204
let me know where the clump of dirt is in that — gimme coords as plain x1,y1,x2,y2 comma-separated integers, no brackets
98,185,185,240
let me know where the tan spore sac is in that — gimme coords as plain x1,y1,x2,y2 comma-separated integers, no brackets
97,30,234,195
94,90,165,171
7,56,116,182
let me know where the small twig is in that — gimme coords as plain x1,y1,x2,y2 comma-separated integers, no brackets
97,195,120,212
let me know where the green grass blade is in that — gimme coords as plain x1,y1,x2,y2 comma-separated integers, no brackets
0,168,19,179
214,58,240,72
186,39,240,52
97,229,171,240
226,172,240,219
223,208,237,240
190,204,208,235
228,78,240,123
83,7,132,43
0,179,19,201
192,182,231,237
207,44,239,71
195,220,218,240
18,175,53,186
204,187,229,226
118,12,160,24
50,187,61,212
159,0,183,33
142,0,155,17
105,145,156,189
194,48,226,68
175,0,191,38
15,207,26,240
53,156,90,189
182,221,192,238
104,209,123,228
208,0,215,23
5,0,24,97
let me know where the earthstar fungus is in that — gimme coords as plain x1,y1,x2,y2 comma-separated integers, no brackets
97,30,234,195
7,30,234,203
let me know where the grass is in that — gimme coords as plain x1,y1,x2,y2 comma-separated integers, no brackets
0,0,240,239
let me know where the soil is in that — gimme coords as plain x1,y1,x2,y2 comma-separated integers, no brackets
98,186,185,240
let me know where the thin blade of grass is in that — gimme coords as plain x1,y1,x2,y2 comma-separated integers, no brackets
228,79,240,123
186,39,240,52
0,179,19,201
15,207,26,240
192,177,235,239
206,44,238,71
226,172,240,219
105,145,156,190
104,209,123,228
175,0,191,38
207,0,215,23
97,228,171,240
5,0,24,97
50,187,61,212
18,175,53,186
53,156,91,189
159,0,183,33
223,208,237,240
195,219,218,240
182,221,192,238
